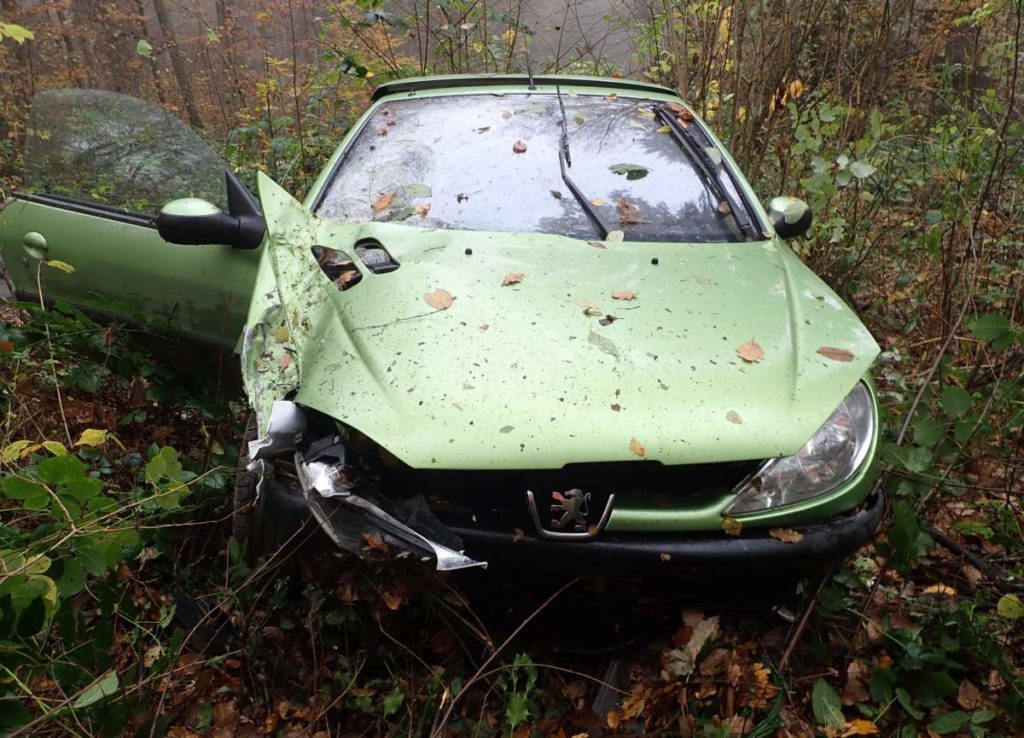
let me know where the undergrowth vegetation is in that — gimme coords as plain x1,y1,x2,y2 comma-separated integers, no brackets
1,0,1022,736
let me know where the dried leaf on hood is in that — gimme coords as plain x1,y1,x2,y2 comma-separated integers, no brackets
606,230,625,242
424,288,454,311
414,203,431,218
502,272,524,286
576,298,603,317
376,127,388,136
590,197,607,207
512,139,528,153
612,290,636,301
629,437,646,457
617,196,643,225
817,346,855,362
769,528,804,543
372,191,395,213
726,410,743,424
587,240,607,249
386,117,397,126
736,339,765,363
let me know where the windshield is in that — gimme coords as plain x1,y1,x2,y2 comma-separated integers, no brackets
316,93,743,243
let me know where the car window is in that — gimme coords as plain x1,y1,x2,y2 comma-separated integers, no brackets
23,89,226,215
316,93,741,243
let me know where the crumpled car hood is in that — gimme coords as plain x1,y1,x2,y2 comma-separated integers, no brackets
250,174,879,469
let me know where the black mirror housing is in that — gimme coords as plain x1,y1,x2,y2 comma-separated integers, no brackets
157,170,266,249
767,196,812,240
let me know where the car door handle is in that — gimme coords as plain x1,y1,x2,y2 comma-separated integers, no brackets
23,232,48,259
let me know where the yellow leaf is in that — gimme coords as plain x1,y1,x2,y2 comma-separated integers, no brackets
721,517,742,536
75,428,113,448
922,583,957,596
44,259,76,274
41,441,68,456
841,719,878,736
788,79,805,99
274,325,290,343
1,440,39,463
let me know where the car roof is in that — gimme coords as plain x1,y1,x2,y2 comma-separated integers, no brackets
371,74,677,101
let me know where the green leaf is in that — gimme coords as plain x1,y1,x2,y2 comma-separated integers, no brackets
38,454,86,485
56,557,86,597
608,163,650,180
996,593,1024,619
0,22,35,45
382,685,404,716
850,160,876,179
1,477,49,509
913,416,944,447
16,596,46,637
968,314,1013,350
405,183,432,198
136,38,153,57
930,711,971,735
0,696,32,729
506,691,530,728
940,386,972,418
811,679,845,728
895,688,924,720
146,447,183,484
72,670,119,709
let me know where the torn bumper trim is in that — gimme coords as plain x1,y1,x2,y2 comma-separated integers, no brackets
447,489,885,571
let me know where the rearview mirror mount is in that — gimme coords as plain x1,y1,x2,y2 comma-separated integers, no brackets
157,170,266,249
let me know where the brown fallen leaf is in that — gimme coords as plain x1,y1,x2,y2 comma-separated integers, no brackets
659,552,671,561
817,346,855,362
717,200,732,216
479,323,490,331
590,197,607,207
386,117,397,126
611,403,621,412
414,203,431,218
424,288,454,310
372,191,395,213
502,272,524,286
841,719,879,736
612,290,636,300
736,339,765,363
587,240,607,249
376,127,388,136
769,528,804,543
629,437,646,457
957,679,982,710
382,590,404,611
726,410,743,424
512,527,524,542
617,196,643,225
512,139,527,153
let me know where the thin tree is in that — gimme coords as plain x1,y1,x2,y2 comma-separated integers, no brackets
152,0,203,128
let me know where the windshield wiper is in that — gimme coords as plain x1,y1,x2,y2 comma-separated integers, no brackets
556,86,609,240
655,103,760,241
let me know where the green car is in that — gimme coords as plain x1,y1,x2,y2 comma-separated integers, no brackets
0,76,883,578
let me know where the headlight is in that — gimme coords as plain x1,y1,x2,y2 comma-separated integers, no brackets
723,382,875,516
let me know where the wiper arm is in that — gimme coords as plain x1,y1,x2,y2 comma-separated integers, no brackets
556,86,609,239
655,103,760,240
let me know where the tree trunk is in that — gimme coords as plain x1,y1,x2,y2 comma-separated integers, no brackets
152,0,203,128
132,0,167,104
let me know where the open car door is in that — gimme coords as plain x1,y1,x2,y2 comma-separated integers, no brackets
0,89,260,346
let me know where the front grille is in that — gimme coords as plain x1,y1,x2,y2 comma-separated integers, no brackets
378,460,762,532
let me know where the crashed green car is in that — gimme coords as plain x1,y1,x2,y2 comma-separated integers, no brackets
0,76,883,578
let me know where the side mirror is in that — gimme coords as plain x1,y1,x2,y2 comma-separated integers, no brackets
767,196,812,240
157,170,265,249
